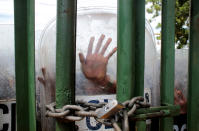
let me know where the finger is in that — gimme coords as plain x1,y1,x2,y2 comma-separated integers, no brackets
100,38,112,55
38,77,46,86
79,53,85,64
94,34,105,54
41,67,46,79
87,37,95,57
106,47,117,59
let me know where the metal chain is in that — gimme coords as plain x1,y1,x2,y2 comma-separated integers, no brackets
45,96,150,131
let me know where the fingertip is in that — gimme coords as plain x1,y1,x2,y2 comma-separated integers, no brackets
79,52,83,58
41,67,46,74
79,53,85,63
108,38,112,42
90,36,95,41
101,34,105,38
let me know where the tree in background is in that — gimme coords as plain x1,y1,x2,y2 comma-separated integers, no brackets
146,0,190,49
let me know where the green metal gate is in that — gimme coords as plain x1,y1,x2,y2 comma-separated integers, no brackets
13,0,199,130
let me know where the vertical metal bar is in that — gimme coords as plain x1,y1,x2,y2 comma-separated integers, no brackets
117,0,144,129
117,0,135,102
14,0,36,130
134,0,145,130
135,120,146,131
134,0,145,97
117,0,145,129
188,0,199,130
117,0,145,100
56,0,77,130
160,0,175,131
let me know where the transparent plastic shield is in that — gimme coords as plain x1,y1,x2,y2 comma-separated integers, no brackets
37,12,160,129
0,24,15,99
175,49,188,98
145,25,160,106
38,11,159,100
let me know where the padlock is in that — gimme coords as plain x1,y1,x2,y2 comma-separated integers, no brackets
96,100,124,119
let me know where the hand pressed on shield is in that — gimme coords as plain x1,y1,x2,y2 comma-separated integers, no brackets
174,88,187,114
79,34,117,92
38,68,55,98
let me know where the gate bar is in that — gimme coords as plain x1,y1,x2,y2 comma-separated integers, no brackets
117,0,145,101
134,0,146,130
188,0,199,130
160,0,176,131
135,120,146,131
56,0,77,130
117,0,145,129
14,0,36,130
117,0,136,102
134,0,145,97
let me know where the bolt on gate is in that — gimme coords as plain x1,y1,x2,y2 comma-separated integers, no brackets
13,0,199,131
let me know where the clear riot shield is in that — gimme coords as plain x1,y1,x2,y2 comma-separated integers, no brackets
0,24,42,131
0,24,15,100
0,24,43,100
0,25,15,131
37,6,160,130
173,49,188,131
175,49,188,98
0,10,188,131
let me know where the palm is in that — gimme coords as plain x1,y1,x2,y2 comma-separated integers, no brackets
79,34,117,85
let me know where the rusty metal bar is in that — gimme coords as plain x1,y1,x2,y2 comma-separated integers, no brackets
56,0,77,130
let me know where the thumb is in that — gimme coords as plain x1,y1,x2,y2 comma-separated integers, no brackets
79,53,85,64
38,77,46,86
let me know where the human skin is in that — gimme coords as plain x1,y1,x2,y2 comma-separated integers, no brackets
79,35,187,114
174,88,187,114
78,34,117,93
38,34,187,114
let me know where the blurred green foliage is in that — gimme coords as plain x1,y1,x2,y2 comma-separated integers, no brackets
146,0,190,49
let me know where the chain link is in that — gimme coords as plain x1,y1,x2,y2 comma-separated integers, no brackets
45,96,150,131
